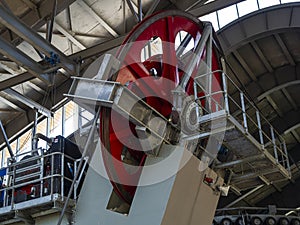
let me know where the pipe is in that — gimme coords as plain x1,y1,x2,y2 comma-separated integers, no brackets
31,109,38,155
32,133,53,152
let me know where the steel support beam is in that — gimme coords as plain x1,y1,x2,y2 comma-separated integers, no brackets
145,0,160,18
76,0,119,38
32,0,76,29
70,35,126,60
126,0,140,23
284,123,300,136
27,82,47,95
46,0,58,43
232,168,280,182
233,51,257,82
0,0,76,46
266,95,284,117
0,36,125,90
0,119,14,158
66,6,74,54
0,55,10,61
0,35,51,84
0,4,76,75
0,78,71,146
21,0,38,12
0,72,35,91
274,34,296,66
282,88,298,111
138,0,142,21
37,30,106,39
214,154,265,169
291,130,300,143
0,60,46,95
251,41,273,73
189,0,246,17
54,22,86,50
0,95,25,112
185,0,207,11
258,80,300,101
0,61,25,75
224,185,264,208
3,88,52,117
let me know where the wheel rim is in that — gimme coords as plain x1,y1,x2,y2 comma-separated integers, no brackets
221,218,232,225
100,10,222,204
279,218,289,225
265,217,276,225
292,219,300,225
252,217,262,225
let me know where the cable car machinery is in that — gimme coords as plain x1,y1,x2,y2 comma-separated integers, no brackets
64,9,291,225
0,9,292,225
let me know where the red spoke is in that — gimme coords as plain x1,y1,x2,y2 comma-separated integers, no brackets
162,16,178,83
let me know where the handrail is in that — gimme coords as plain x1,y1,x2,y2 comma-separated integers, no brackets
193,70,290,174
0,150,85,209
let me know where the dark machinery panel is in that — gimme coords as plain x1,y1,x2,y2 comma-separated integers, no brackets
45,135,83,197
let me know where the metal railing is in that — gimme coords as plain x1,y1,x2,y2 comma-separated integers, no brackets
193,70,290,174
0,149,85,210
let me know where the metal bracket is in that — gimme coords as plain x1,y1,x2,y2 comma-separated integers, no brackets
66,77,180,153
94,54,120,80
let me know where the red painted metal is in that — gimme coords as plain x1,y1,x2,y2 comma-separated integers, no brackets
100,10,223,204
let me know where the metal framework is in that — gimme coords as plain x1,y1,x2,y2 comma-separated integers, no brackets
0,4,77,76
0,1,298,220
0,148,88,224
67,66,291,191
0,36,51,84
2,89,52,117
63,11,293,216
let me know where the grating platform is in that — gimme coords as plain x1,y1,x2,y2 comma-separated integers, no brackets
0,194,75,224
198,110,291,191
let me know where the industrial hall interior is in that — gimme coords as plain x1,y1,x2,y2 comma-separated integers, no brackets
0,0,299,224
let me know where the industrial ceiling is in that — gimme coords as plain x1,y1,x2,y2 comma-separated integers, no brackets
216,3,300,209
0,0,299,212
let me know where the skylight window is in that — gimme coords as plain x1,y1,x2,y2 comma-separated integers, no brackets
199,0,300,30
281,0,300,3
258,0,280,9
200,12,219,31
237,0,259,17
217,5,238,28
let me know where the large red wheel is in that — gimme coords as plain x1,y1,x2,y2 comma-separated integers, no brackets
100,10,223,204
